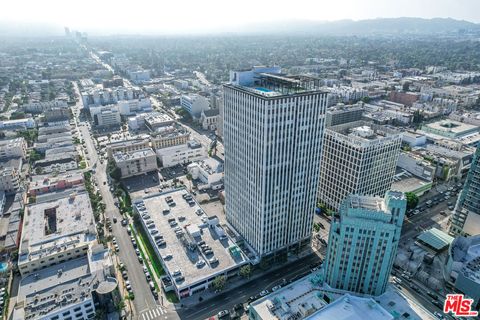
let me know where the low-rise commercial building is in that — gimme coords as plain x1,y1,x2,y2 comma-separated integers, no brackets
156,140,206,168
249,272,424,320
12,245,117,320
151,127,190,150
0,118,36,130
144,112,175,132
34,155,78,174
113,148,157,178
106,137,150,159
187,158,223,190
18,190,97,276
422,120,479,139
22,100,68,114
133,189,249,300
27,171,84,196
402,131,427,147
38,123,70,136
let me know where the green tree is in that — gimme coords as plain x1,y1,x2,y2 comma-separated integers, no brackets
239,265,252,279
405,192,419,210
361,96,371,103
212,275,226,291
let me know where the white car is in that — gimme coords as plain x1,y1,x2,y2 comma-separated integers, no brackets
259,290,269,296
271,285,281,292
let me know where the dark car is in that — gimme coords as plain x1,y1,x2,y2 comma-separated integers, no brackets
233,303,243,310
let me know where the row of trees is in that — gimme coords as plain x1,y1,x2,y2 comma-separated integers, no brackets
211,265,252,291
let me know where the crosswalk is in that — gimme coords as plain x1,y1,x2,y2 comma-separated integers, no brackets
139,306,167,320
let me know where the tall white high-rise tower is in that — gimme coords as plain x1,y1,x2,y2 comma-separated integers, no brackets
223,66,328,258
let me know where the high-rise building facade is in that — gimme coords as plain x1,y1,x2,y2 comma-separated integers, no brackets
326,103,364,127
318,120,402,211
450,147,480,236
324,191,406,296
224,67,327,258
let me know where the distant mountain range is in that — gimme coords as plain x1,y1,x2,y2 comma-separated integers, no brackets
0,17,479,37
240,17,480,36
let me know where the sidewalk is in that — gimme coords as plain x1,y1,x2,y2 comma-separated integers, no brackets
180,248,317,308
130,222,170,308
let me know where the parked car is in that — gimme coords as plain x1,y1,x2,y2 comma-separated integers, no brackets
218,310,229,318
259,290,269,297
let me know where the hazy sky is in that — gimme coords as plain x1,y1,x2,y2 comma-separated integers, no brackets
2,0,480,34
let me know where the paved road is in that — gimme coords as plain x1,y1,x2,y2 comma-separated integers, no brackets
397,279,452,320
178,253,323,320
73,82,169,318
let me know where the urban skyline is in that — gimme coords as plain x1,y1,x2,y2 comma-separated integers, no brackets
0,10,479,320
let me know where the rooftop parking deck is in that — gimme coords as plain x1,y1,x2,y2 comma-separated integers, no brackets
134,189,249,293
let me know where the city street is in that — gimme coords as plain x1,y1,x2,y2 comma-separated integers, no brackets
73,83,174,319
177,252,323,320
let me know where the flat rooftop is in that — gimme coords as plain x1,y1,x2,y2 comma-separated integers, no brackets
134,189,249,290
107,137,149,148
392,172,432,194
19,191,97,265
307,294,393,320
14,247,114,320
348,194,386,212
328,120,401,143
250,272,425,320
113,148,155,162
145,112,174,125
424,120,479,136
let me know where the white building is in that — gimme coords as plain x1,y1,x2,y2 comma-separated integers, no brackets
224,68,327,258
249,271,425,320
402,131,427,147
81,86,145,108
106,137,151,159
0,158,22,194
0,138,27,159
89,105,121,127
128,69,151,82
156,140,206,168
113,148,157,178
0,118,36,130
151,127,190,150
180,94,210,118
187,158,223,190
200,109,219,131
117,98,152,115
12,246,117,320
18,190,97,276
133,190,249,300
22,100,68,114
318,121,402,211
